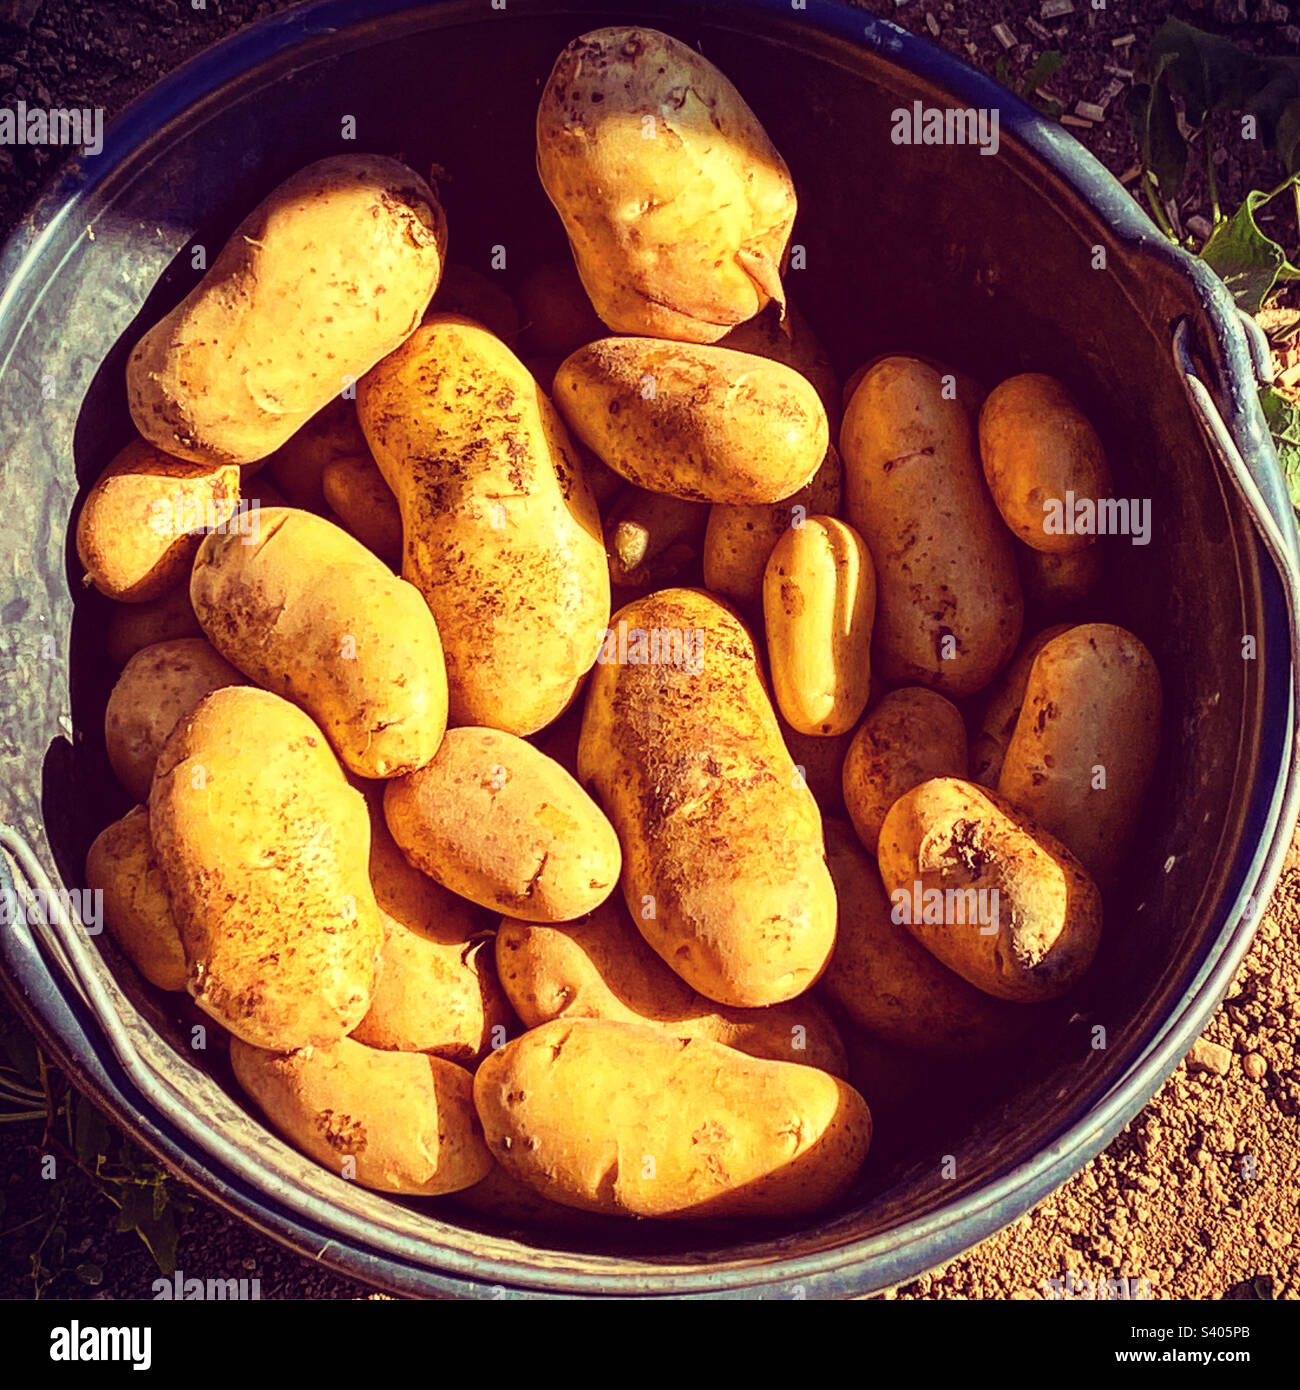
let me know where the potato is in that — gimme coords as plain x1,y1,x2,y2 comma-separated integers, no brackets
321,454,402,568
1017,540,1103,617
536,27,796,343
877,778,1102,1002
455,1161,612,1229
841,356,1022,696
764,516,875,737
996,623,1161,887
702,444,843,609
106,584,203,667
969,624,1072,787
128,155,446,466
719,299,841,427
76,439,240,602
268,396,369,512
978,374,1113,553
191,507,447,778
604,488,708,589
430,264,520,342
780,719,855,815
149,687,383,1049
352,792,509,1062
85,806,186,992
841,687,967,853
104,638,244,801
518,258,606,358
474,1019,870,1218
358,314,609,734
496,900,848,1075
843,353,984,418
579,587,836,1007
384,726,620,922
819,821,1037,1057
231,1037,491,1196
555,339,828,504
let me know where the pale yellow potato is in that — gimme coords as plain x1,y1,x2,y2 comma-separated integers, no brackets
997,623,1162,886
495,899,848,1075
231,1036,491,1196
1017,540,1103,617
128,155,446,466
840,356,1022,696
430,263,520,342
969,624,1072,787
191,507,447,778
149,687,383,1049
104,638,244,802
555,338,828,504
473,1019,871,1218
604,487,708,589
76,439,240,602
764,516,875,737
358,314,609,734
703,443,843,609
842,353,984,418
321,453,402,568
877,777,1102,1002
719,299,841,427
578,588,836,1007
518,258,606,358
841,687,968,854
384,726,621,922
268,396,369,512
105,583,203,667
537,27,796,342
86,806,186,992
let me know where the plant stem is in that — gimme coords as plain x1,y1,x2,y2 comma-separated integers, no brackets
1205,126,1222,227
1142,174,1180,242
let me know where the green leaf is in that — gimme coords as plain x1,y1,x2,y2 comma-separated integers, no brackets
1125,59,1188,204
134,1204,179,1276
1152,18,1266,126
1247,57,1300,137
1200,184,1300,313
1021,50,1066,99
1277,98,1300,176
1260,386,1300,510
994,55,1011,89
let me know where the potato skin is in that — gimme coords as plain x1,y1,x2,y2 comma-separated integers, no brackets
474,1019,870,1218
841,357,1022,696
231,1037,491,1196
979,374,1113,554
106,584,204,666
384,726,621,922
555,338,828,505
77,440,240,602
430,264,520,343
268,397,369,512
86,806,187,992
536,27,796,343
495,900,848,1076
843,354,985,418
191,507,447,779
996,623,1162,887
105,638,244,802
841,687,968,854
578,587,836,1007
969,624,1072,787
719,300,841,429
877,778,1102,1002
321,453,402,568
764,516,875,737
518,258,606,358
780,719,855,815
604,488,708,590
358,314,609,735
149,687,383,1049
128,155,446,466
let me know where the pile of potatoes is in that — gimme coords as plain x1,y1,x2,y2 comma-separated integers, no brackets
80,27,1161,1227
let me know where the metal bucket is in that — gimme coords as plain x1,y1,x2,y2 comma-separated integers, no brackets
1,0,1298,1299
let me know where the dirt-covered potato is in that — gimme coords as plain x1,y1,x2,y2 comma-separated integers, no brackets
384,726,621,922
604,488,708,589
555,338,828,504
358,314,609,735
104,637,244,801
969,624,1072,787
231,1037,491,1196
474,1019,870,1218
495,900,848,1075
105,584,204,666
76,440,240,602
719,299,841,427
579,587,836,1007
128,156,447,466
86,806,186,992
877,778,1102,1002
321,454,403,569
268,396,370,512
149,687,383,1049
997,623,1162,886
536,27,796,342
191,507,447,779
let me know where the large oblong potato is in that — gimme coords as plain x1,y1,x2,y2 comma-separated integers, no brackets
474,1019,870,1218
996,623,1162,886
578,587,836,1007
536,27,796,343
969,624,1072,787
384,726,621,923
555,338,828,504
128,155,446,466
495,900,848,1076
841,356,1022,696
358,314,609,735
764,515,876,737
149,687,383,1049
231,1037,491,1196
877,778,1102,1002
191,507,447,779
